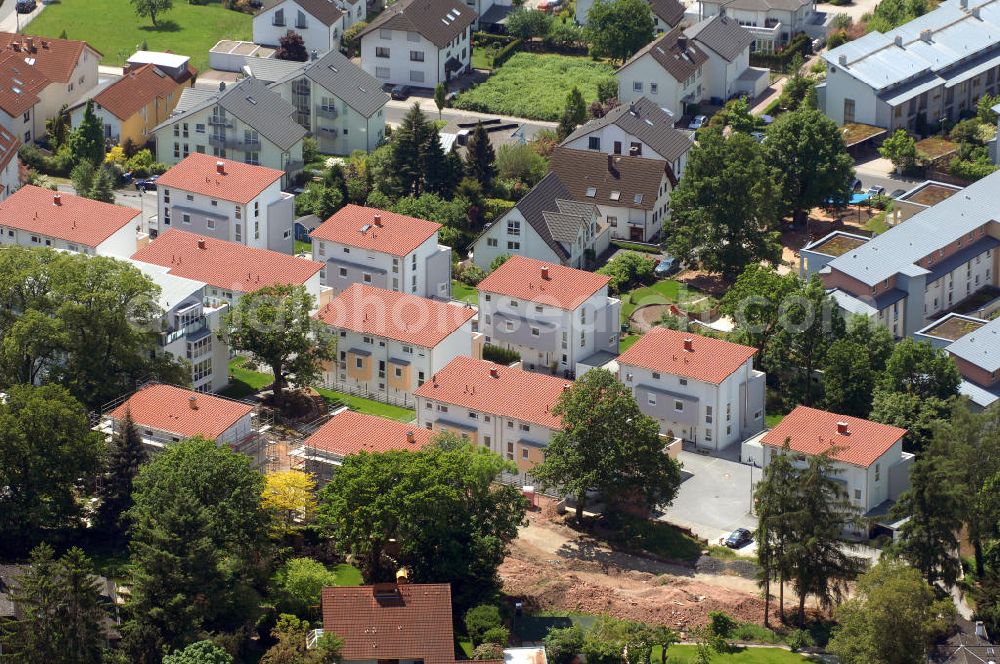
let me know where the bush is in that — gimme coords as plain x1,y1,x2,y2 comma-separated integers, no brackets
341,21,368,56
125,149,157,178
826,30,850,49
544,625,585,664
18,143,46,171
464,604,503,645
456,262,487,286
489,254,512,272
786,628,815,651
496,143,548,186
483,198,516,222
708,611,737,638
473,31,517,46
949,156,999,181
493,39,523,68
481,625,510,646
597,77,619,103
596,251,655,294
750,32,811,72
483,344,521,365
830,12,853,29
473,643,504,660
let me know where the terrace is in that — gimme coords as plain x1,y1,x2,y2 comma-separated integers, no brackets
807,231,870,257
919,314,987,342
897,180,963,208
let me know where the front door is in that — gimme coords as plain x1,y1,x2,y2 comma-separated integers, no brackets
629,226,643,241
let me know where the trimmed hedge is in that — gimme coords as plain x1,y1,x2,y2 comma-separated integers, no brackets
492,39,523,68
473,31,517,46
483,344,521,365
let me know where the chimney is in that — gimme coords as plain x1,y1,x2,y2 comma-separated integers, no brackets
563,383,571,392
894,35,903,47
677,35,688,51
374,213,382,227
189,395,198,410
311,49,319,61
629,101,637,116
406,431,415,444
216,160,225,175
219,81,226,92
920,28,932,42
541,266,550,280
836,421,849,435
395,568,410,584
838,53,848,66
26,37,34,52
197,239,206,249
972,6,981,17
683,337,693,352
53,193,61,206
960,0,968,8
489,367,499,378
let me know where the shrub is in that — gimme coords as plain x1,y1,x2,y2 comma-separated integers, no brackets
496,143,548,186
483,344,521,365
125,149,157,177
481,626,510,646
826,30,850,48
493,39,523,68
786,629,815,651
341,21,368,56
544,625,585,664
708,611,737,638
464,604,503,645
473,643,504,660
597,77,619,103
750,32,811,72
489,253,512,272
483,198,516,222
596,251,654,294
18,143,46,171
456,262,487,286
830,12,853,29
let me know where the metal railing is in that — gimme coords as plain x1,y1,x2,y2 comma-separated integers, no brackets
315,106,339,119
208,135,261,150
207,116,233,128
159,317,207,347
322,378,416,409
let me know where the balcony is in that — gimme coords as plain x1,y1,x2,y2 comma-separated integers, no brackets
284,159,304,173
315,105,339,119
208,135,262,151
159,316,207,347
207,116,233,128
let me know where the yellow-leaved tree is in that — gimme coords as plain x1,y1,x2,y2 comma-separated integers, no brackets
262,469,318,537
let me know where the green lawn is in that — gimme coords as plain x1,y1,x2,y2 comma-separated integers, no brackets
765,413,784,429
656,645,810,663
294,239,312,256
585,515,704,565
863,210,892,235
620,333,641,352
28,0,252,71
220,357,273,400
332,563,363,586
454,52,616,121
452,279,478,305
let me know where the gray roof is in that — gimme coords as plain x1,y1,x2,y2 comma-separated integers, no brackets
704,0,812,11
958,379,1000,408
948,315,1000,374
650,0,685,26
561,97,693,162
360,0,477,49
508,173,599,262
300,49,389,117
619,25,709,83
261,0,346,25
172,87,218,114
684,14,752,62
825,169,1000,287
157,78,306,151
243,57,305,83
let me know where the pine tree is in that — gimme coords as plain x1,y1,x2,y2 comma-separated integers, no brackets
68,100,106,166
753,442,799,625
88,166,117,203
390,103,432,196
421,125,450,197
464,123,496,193
98,409,148,539
556,109,576,142
565,86,587,126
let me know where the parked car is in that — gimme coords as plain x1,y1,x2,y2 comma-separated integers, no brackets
538,0,562,12
16,0,36,13
868,185,886,197
654,255,680,278
390,84,412,100
135,175,159,192
851,177,863,191
890,188,907,198
750,130,767,144
688,115,708,130
724,528,753,549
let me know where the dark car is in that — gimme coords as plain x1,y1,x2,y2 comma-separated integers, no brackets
135,175,159,192
390,84,412,100
890,188,907,198
654,255,679,278
724,528,752,549
16,0,36,13
868,185,886,197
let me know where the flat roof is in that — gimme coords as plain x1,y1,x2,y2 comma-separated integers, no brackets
805,230,870,257
917,312,987,341
841,123,887,147
127,50,190,69
897,180,963,207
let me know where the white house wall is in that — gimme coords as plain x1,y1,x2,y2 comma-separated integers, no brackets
360,26,471,88
253,1,345,54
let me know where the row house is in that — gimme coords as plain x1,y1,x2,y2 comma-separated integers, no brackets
0,185,138,257
617,327,766,451
414,355,569,472
246,49,389,155
314,283,477,404
477,256,620,376
153,77,307,187
152,153,295,252
915,313,1000,409
698,0,819,53
311,204,452,298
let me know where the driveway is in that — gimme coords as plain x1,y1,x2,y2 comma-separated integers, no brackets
659,448,759,549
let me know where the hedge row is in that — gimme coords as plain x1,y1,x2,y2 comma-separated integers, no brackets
492,39,523,68
473,31,517,46
749,32,812,73
482,344,521,365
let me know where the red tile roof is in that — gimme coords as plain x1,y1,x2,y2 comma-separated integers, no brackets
314,283,475,347
617,327,756,384
0,33,96,84
310,204,440,257
0,50,47,116
477,256,610,310
110,383,254,440
304,410,433,457
0,125,20,172
414,356,568,429
761,405,906,468
321,583,455,664
156,153,285,205
131,228,323,292
0,185,137,247
92,63,189,122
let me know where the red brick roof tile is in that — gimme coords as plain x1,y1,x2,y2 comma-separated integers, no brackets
93,63,190,122
304,410,433,457
156,153,284,205
761,405,906,468
314,283,475,347
110,383,253,440
0,125,20,172
477,256,610,310
617,327,757,384
0,50,47,116
310,204,440,257
0,33,95,84
414,356,568,429
0,185,137,247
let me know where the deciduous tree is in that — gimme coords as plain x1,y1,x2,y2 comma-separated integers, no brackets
720,264,799,363
879,129,918,173
276,30,308,62
163,640,234,664
270,558,339,620
507,8,553,39
585,0,655,63
262,470,318,538
261,614,343,664
131,0,173,26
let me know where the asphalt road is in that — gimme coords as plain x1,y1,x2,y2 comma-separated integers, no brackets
384,98,555,142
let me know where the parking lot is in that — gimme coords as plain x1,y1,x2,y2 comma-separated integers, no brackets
659,448,759,550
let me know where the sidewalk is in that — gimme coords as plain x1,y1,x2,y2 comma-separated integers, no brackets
385,97,559,129
0,0,45,33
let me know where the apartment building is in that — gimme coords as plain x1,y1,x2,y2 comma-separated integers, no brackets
253,0,348,56
699,0,820,52
576,0,685,32
131,228,325,310
311,204,452,298
471,173,610,271
0,33,100,145
617,328,766,450
153,77,306,186
414,356,569,471
745,406,913,517
915,313,1000,408
130,260,230,393
549,147,675,242
801,170,1000,338
820,0,1000,131
0,185,138,256
151,154,295,252
314,283,476,404
246,49,389,155
292,409,434,483
559,97,694,179
358,0,476,88
477,256,620,375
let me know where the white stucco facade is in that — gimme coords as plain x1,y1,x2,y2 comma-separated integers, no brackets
360,25,471,88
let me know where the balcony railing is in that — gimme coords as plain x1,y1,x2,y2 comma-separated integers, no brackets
207,116,233,128
159,317,207,347
315,106,339,119
208,135,261,150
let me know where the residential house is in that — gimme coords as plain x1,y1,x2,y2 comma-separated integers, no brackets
820,0,1000,131
246,49,388,155
744,405,913,520
254,0,349,56
0,185,138,256
310,204,452,298
477,256,620,375
801,169,1000,338
915,313,1000,408
0,33,100,144
292,409,434,483
131,227,325,310
313,283,477,404
699,0,820,52
559,96,694,179
548,146,675,242
576,0,686,32
130,259,231,393
98,383,262,460
0,125,19,200
471,172,610,270
151,153,295,252
414,355,569,472
358,0,476,88
152,77,307,186
70,55,195,147
617,327,766,450
617,18,767,113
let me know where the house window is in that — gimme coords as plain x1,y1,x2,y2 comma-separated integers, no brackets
705,429,712,441
410,70,425,83
207,219,215,230
507,219,520,235
394,367,402,377
376,46,390,58
355,357,363,368
273,8,285,25
487,237,498,247
652,372,660,380
507,241,520,250
521,448,529,460
182,213,191,224
363,272,372,283
588,136,600,150
410,50,425,62
296,9,306,28
607,216,617,227
376,66,390,79
520,423,530,432
633,81,643,92
674,400,683,412
843,98,856,124
339,267,348,277
531,327,539,336
854,489,862,500
648,394,656,406
505,320,514,331
650,82,658,94
679,378,688,386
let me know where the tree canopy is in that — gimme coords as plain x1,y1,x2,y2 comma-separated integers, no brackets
585,0,655,63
